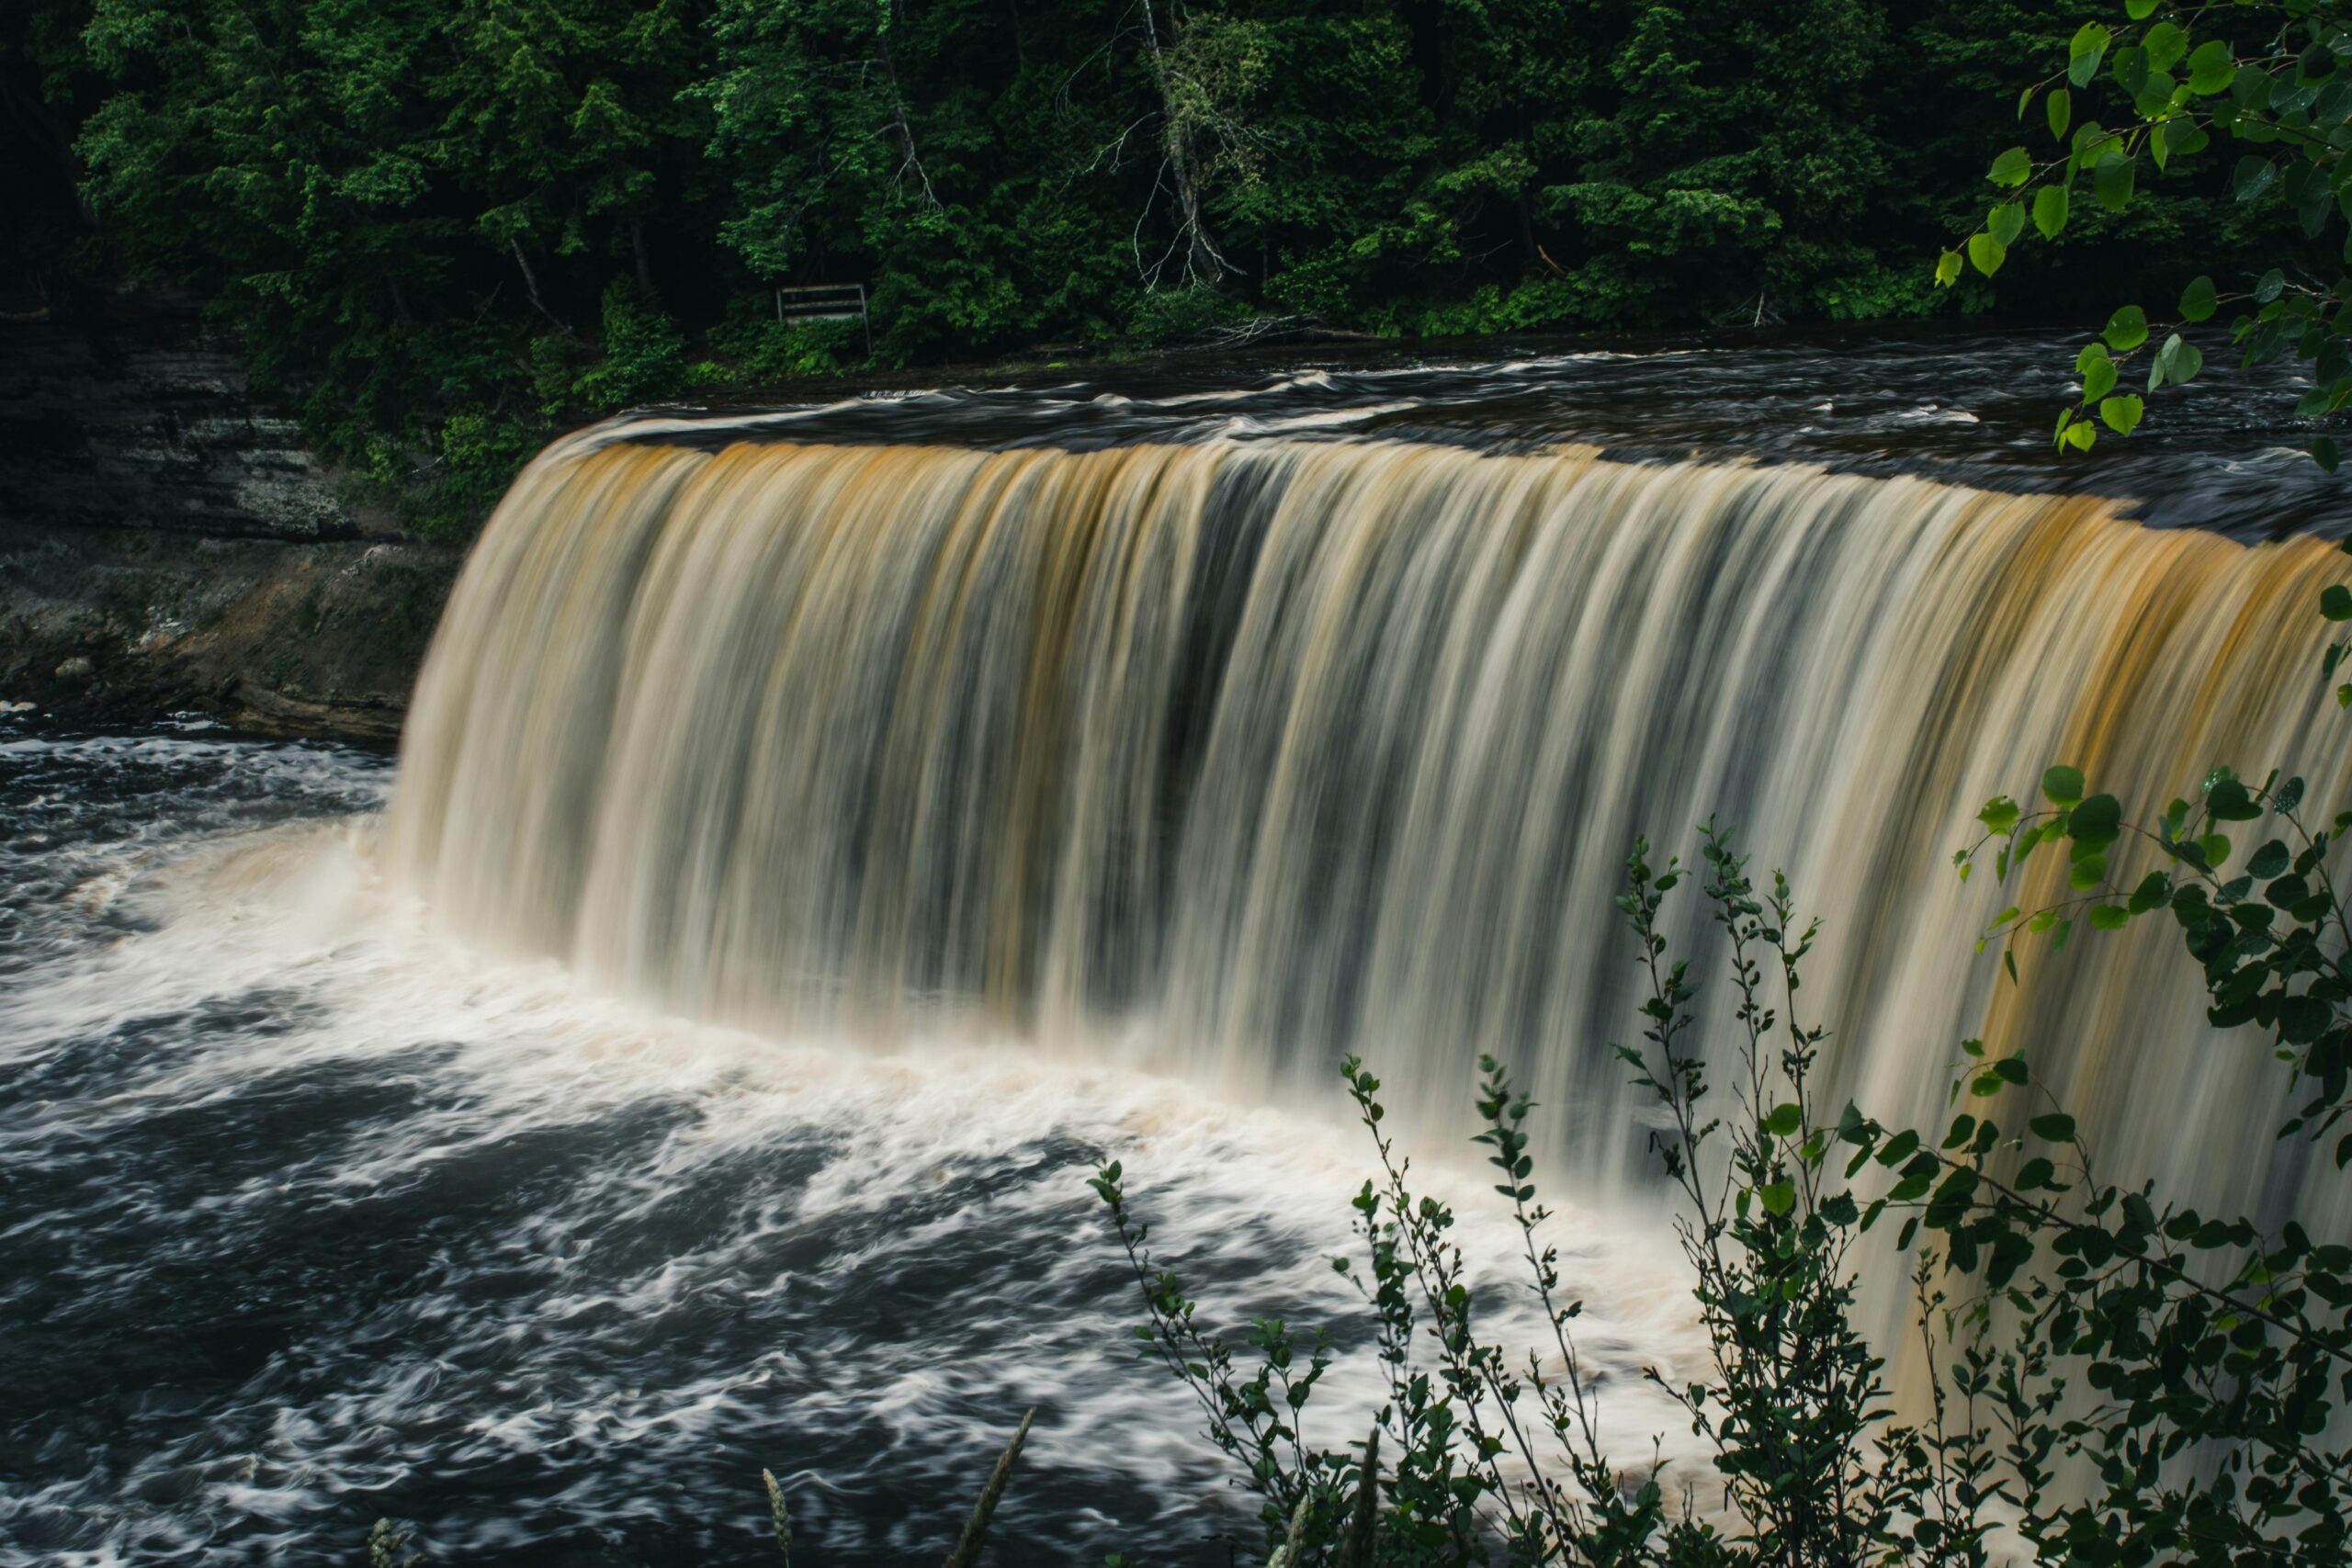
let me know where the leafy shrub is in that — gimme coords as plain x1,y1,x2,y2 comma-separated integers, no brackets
1095,625,2352,1565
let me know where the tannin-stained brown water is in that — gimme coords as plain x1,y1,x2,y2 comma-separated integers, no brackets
390,434,2350,1240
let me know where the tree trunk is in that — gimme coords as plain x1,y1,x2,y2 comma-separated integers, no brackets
630,218,654,295
1138,0,1224,287
509,236,565,332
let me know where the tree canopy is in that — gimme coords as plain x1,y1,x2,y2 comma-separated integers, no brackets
0,0,2327,528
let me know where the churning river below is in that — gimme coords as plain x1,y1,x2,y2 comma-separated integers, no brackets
6,333,2351,1565
0,722,1699,1566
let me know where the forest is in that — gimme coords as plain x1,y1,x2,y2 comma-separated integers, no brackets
0,0,2325,530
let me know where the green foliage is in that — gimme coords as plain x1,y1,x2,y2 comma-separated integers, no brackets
366,1517,421,1568
1948,0,2352,465
8,0,2321,534
761,1468,791,1565
1098,641,2352,1562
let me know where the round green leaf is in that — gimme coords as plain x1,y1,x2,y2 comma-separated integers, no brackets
1988,202,2026,248
1989,145,2032,187
2322,583,2352,621
2042,764,2086,807
2179,275,2218,321
2206,776,2261,820
2033,184,2070,240
1968,231,2007,277
2103,306,2149,352
2083,354,2118,401
2099,392,2143,434
1935,249,1962,288
2047,86,2073,141
2149,333,2203,389
2188,39,2237,96
2109,44,2150,97
2070,792,2121,840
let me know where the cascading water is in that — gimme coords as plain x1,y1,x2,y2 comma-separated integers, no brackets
10,344,2349,1567
390,431,2349,1227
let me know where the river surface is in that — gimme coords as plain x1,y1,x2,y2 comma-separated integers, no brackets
0,720,1699,1565
3,332,2346,1565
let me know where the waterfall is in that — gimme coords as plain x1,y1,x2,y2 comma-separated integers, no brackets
385,432,2351,1221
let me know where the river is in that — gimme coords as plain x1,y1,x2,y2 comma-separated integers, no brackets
4,333,2346,1564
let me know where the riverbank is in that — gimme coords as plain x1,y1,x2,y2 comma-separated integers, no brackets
0,299,459,742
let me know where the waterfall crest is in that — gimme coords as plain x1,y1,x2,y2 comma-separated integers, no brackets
386,434,2350,1207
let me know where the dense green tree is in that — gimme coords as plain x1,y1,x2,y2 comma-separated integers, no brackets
4,0,2313,530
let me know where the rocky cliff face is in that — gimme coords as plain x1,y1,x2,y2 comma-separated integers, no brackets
0,301,460,741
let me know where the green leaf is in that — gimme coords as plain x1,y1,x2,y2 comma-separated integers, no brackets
2070,793,2121,840
2104,305,2149,352
2062,419,2097,452
2207,776,2262,820
2042,764,2086,807
2149,333,2203,389
2047,85,2073,141
2179,275,2217,321
2232,156,2276,202
2187,39,2238,96
1969,231,2007,277
2316,435,2341,472
2094,151,2136,211
1978,795,2020,834
2033,184,2070,240
1989,145,2033,187
1988,202,2026,248
1936,249,1963,288
2083,349,2118,401
2088,903,2130,930
2110,44,2150,97
2255,267,2285,304
1765,1102,1803,1137
2124,0,2156,17
2143,21,2187,73
2069,22,2112,88
2324,584,2352,621
2030,1112,2078,1144
2099,393,2144,434
1758,1181,1796,1217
